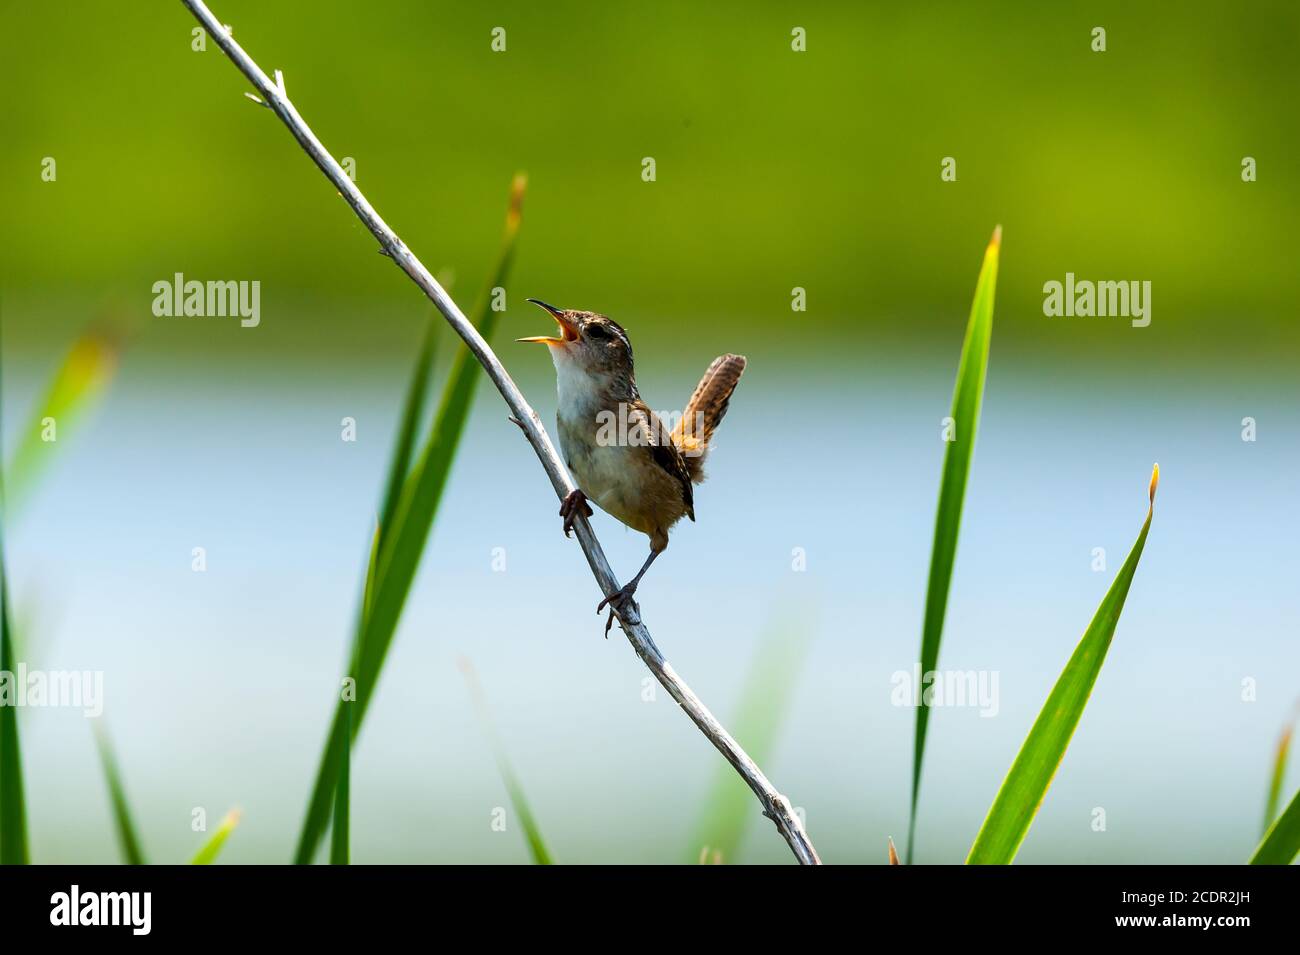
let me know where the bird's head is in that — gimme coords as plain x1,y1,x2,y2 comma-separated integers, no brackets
518,299,634,378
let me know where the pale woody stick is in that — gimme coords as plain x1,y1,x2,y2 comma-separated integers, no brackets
179,0,820,865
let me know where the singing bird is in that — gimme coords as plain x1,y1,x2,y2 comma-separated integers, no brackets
519,299,747,634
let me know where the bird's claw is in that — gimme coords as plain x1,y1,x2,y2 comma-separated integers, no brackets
559,489,593,538
596,584,639,639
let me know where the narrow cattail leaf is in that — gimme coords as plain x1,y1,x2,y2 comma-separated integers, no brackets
1250,786,1300,865
93,724,147,865
330,703,352,865
688,614,812,863
377,322,437,550
293,174,526,864
458,658,552,864
1262,703,1297,835
190,809,240,865
966,466,1159,865
0,567,26,866
6,320,125,517
908,227,1001,863
0,320,29,865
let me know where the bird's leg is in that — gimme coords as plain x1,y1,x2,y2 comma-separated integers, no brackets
597,548,661,637
598,549,659,612
558,488,593,538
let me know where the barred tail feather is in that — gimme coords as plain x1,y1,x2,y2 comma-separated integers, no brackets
672,353,746,483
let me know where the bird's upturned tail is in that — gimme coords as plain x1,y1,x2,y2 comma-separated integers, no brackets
671,353,747,483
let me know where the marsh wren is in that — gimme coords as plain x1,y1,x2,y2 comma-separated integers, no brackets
519,299,747,634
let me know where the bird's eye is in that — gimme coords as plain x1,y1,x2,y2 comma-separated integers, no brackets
586,325,610,340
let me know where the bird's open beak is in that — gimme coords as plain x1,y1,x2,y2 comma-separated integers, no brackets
518,299,579,345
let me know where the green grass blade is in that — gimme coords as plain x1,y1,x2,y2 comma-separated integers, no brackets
362,322,436,625
0,564,26,866
293,174,526,864
1262,704,1296,835
1249,785,1300,864
908,226,1001,863
0,323,29,866
377,321,437,549
688,617,812,863
330,703,352,865
190,808,240,864
356,173,526,713
458,657,552,864
2,318,128,865
295,704,348,864
6,320,124,517
92,724,147,865
505,779,552,866
966,466,1160,865
361,520,381,624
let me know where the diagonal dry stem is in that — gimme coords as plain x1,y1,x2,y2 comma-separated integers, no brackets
179,0,819,864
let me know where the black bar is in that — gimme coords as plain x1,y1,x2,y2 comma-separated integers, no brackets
0,864,1289,939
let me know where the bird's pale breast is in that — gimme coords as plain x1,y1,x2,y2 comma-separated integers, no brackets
557,404,687,545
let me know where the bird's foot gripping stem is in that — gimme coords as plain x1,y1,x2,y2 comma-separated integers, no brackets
595,548,659,638
559,488,593,538
596,584,639,639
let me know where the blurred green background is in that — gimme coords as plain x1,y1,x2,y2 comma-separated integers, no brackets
5,0,1298,366
0,1,1296,863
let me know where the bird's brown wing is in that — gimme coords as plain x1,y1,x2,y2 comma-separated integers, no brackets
634,402,695,521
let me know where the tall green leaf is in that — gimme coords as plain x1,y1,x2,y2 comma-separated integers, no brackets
1249,786,1300,865
293,174,526,864
688,617,812,863
190,809,240,865
6,320,124,517
93,724,147,864
0,556,25,866
0,318,28,865
362,319,435,627
908,226,1001,863
377,323,437,552
966,466,1160,864
1262,705,1296,835
330,702,352,865
458,657,552,864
